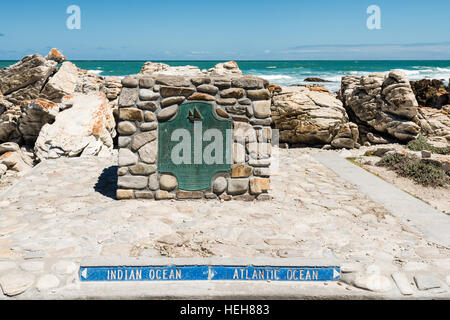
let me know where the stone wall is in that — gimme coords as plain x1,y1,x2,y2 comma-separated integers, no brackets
116,73,273,201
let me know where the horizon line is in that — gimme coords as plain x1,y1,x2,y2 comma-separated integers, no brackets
1,59,450,62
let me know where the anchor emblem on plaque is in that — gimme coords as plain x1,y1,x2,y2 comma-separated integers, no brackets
158,102,232,191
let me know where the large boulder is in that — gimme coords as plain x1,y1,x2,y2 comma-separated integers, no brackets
271,86,359,148
35,92,116,160
0,49,111,147
0,98,60,145
0,142,34,173
140,62,204,76
18,99,59,145
339,71,421,142
139,60,242,77
40,61,105,102
417,105,450,141
0,104,22,143
45,48,66,63
208,61,242,76
0,54,58,104
410,79,449,109
40,61,79,102
0,49,105,106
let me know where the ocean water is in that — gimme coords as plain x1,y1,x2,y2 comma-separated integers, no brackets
1,60,449,92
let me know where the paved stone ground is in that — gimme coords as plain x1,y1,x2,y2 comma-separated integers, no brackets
0,148,449,299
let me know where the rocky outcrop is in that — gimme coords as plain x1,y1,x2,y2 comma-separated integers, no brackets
0,49,106,106
0,142,34,175
410,79,449,109
39,61,105,102
140,62,204,76
0,104,22,143
304,77,330,83
417,105,450,141
139,61,242,77
45,48,66,63
18,99,59,145
271,86,359,148
0,54,58,104
339,71,421,142
40,61,79,102
0,49,114,149
35,93,116,160
208,61,242,76
0,99,61,145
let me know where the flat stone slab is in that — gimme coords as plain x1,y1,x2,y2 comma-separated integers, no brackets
414,274,443,291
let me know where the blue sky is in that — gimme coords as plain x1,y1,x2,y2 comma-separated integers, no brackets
0,0,449,60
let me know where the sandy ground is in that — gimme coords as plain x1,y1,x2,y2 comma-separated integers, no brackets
332,143,450,215
362,163,449,215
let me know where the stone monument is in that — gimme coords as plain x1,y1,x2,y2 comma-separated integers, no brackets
116,73,273,200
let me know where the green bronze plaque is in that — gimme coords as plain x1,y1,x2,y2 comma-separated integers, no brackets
158,102,232,191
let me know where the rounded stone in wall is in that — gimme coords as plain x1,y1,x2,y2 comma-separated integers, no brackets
160,174,178,191
148,174,159,191
118,121,137,135
213,176,227,194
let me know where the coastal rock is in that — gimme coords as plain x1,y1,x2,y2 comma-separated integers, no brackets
208,61,242,76
45,48,66,63
140,62,171,75
18,99,59,144
40,61,79,102
272,86,352,146
340,71,420,142
0,49,106,107
410,79,449,109
35,92,115,160
0,142,19,153
417,105,450,139
306,85,330,93
0,104,22,143
331,122,360,149
140,60,242,77
0,147,33,173
0,53,57,104
0,163,6,176
141,62,204,77
304,77,331,83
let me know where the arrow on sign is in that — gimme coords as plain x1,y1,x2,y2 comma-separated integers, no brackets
81,268,87,279
333,269,340,280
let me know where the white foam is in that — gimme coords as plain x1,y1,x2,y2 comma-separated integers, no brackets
87,69,103,76
260,74,294,80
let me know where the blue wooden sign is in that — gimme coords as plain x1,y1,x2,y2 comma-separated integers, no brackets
79,265,340,282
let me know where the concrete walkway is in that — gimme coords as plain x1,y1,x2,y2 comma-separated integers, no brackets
313,152,450,249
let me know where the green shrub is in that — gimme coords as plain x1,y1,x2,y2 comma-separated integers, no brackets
407,134,450,155
377,153,449,187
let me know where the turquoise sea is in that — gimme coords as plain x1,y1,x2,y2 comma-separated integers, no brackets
1,60,449,92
